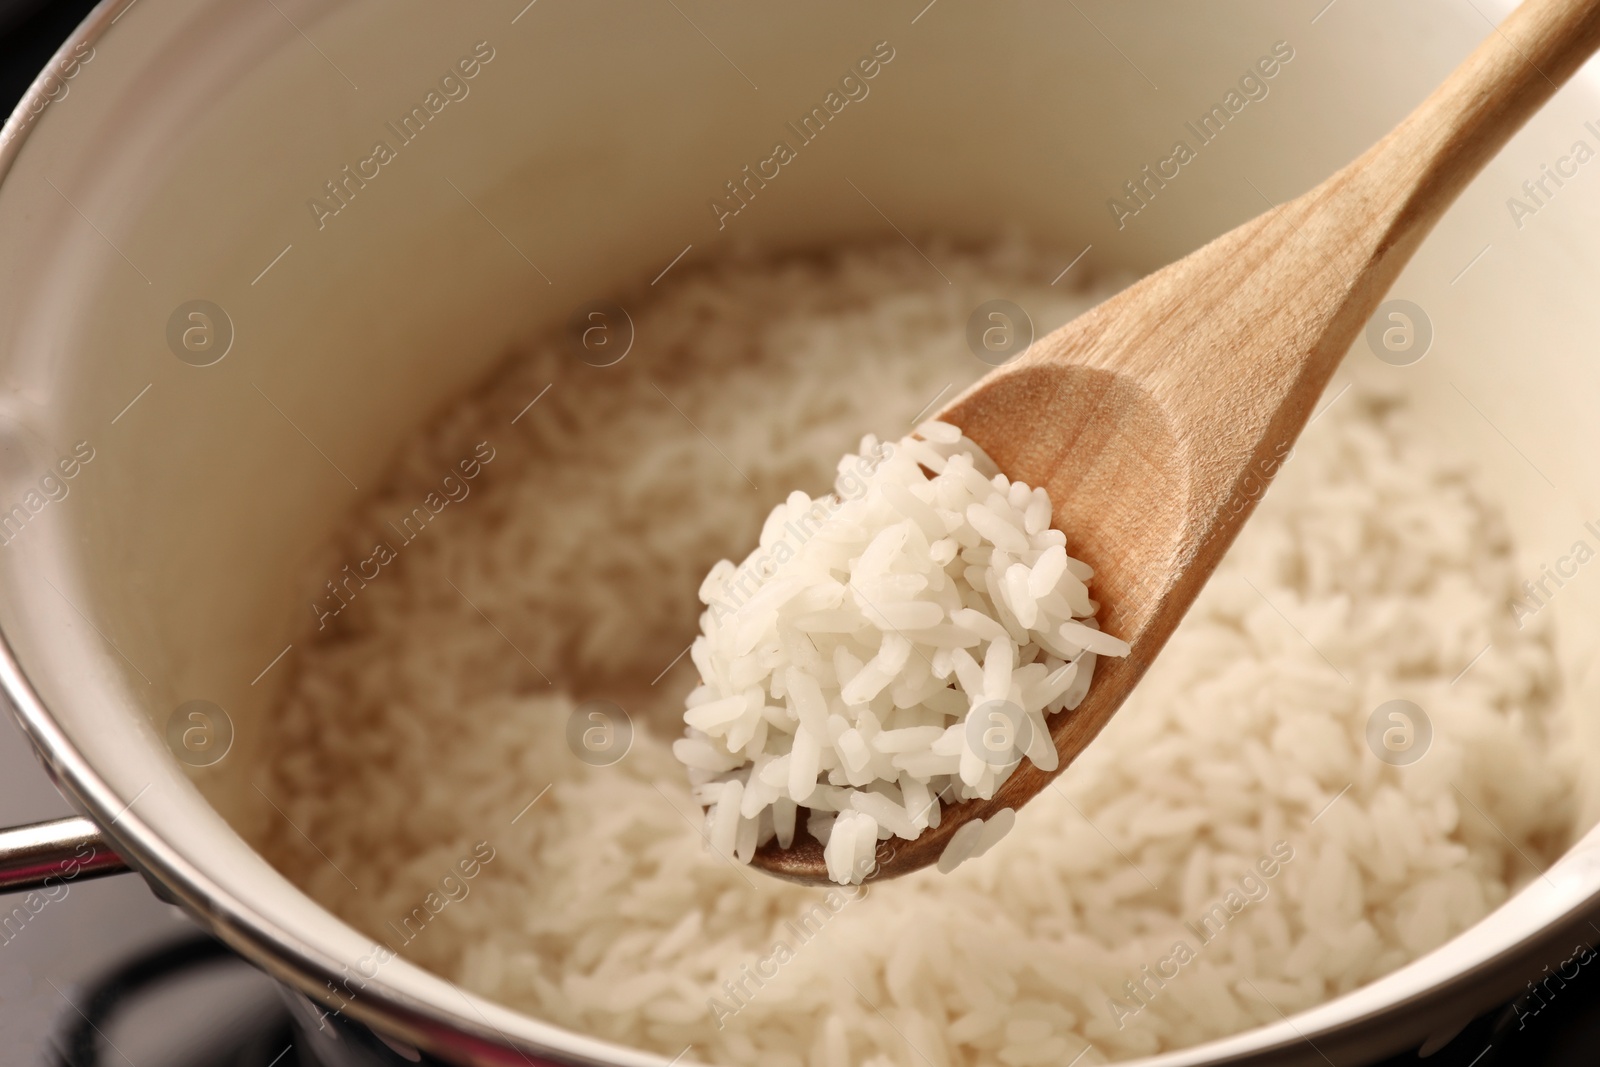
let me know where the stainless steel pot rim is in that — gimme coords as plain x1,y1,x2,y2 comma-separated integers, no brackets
1,3,1597,1066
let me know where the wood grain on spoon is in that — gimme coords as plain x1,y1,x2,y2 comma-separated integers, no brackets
754,0,1600,885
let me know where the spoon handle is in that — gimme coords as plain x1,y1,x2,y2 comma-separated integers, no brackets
1154,0,1600,507
1346,0,1600,268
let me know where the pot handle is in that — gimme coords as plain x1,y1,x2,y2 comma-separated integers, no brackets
0,816,129,893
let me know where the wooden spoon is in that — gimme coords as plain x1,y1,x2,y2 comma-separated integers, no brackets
753,0,1600,885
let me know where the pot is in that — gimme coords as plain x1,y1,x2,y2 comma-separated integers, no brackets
3,0,1600,1064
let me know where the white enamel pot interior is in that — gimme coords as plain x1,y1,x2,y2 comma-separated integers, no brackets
3,0,1600,1064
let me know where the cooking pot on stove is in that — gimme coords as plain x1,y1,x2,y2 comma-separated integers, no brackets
4,1,1600,1064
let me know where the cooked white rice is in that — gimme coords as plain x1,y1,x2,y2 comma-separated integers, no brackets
679,421,1125,884
257,242,1575,1066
